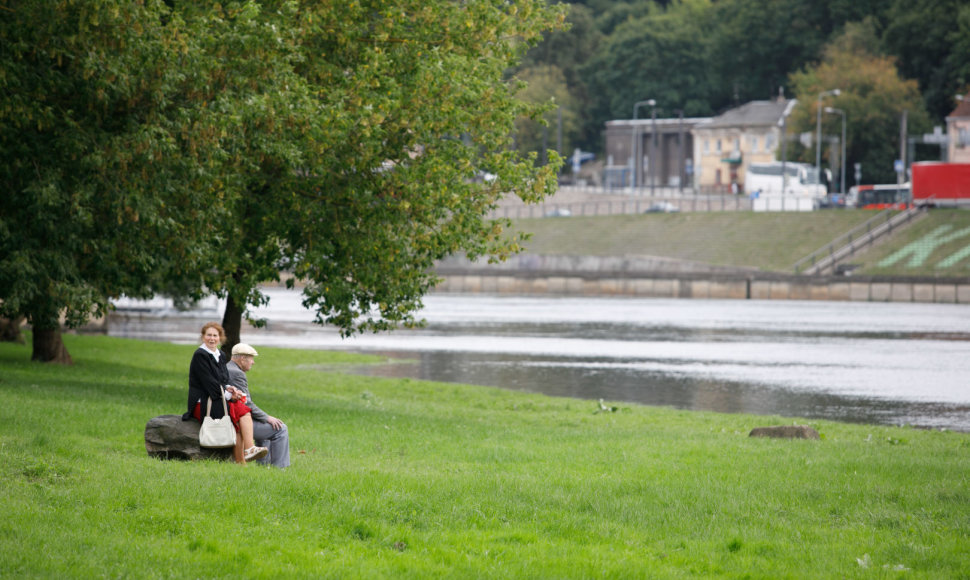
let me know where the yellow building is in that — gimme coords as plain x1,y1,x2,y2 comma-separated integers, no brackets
692,98,796,194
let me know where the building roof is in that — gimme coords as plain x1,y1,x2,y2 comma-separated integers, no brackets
606,117,711,128
701,98,795,130
947,94,970,119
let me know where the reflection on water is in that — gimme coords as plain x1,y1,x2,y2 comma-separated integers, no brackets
108,291,970,432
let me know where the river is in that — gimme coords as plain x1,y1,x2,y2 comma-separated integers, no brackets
109,289,970,432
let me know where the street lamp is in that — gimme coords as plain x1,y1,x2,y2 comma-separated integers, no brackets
816,89,840,194
778,99,797,194
650,103,658,196
675,109,684,195
824,107,846,195
631,99,656,190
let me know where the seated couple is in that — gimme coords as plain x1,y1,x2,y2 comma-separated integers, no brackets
183,322,290,467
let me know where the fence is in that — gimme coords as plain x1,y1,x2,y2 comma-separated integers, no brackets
490,186,752,219
791,206,928,275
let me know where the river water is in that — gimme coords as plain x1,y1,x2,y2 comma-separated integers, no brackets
109,289,970,432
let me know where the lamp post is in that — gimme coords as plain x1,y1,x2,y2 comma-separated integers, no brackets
650,103,658,196
778,99,797,194
815,88,840,194
631,99,656,190
824,107,846,195
676,109,684,195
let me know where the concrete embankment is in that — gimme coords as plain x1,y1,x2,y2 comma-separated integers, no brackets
433,255,970,303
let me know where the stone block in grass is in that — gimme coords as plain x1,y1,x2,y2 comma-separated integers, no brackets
145,414,234,461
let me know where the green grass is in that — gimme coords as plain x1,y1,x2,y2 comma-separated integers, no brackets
515,209,970,276
2,334,969,578
852,209,970,276
516,212,876,271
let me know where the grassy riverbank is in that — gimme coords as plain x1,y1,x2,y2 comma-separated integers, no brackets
517,209,970,276
2,334,968,578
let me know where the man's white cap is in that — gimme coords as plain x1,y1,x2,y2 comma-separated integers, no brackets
232,343,259,357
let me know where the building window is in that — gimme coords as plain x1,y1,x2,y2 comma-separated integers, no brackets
716,139,722,153
765,133,776,152
703,139,709,153
959,128,970,147
748,136,759,152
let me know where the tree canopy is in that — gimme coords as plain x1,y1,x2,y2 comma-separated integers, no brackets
0,1,233,362
209,0,566,349
1,0,565,361
522,0,968,159
787,20,931,185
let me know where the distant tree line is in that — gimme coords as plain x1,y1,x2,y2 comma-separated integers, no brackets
515,0,969,183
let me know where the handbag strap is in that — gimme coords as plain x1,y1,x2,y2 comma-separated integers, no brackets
205,386,231,418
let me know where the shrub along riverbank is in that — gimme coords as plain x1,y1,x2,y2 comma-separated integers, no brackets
2,334,968,578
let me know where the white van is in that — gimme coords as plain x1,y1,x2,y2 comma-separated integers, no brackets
745,162,826,197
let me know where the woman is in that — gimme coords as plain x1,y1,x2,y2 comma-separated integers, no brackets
184,322,268,464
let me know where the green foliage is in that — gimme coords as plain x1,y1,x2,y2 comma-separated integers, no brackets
519,3,603,151
582,0,716,137
512,65,580,164
0,1,230,333
240,0,568,336
525,0,963,155
2,334,969,577
951,6,970,97
787,20,932,185
883,0,969,121
155,0,569,337
1,0,566,357
705,0,834,104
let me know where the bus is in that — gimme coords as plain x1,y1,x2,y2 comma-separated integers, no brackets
847,183,910,209
744,162,826,198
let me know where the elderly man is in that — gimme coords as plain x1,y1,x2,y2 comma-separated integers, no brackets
226,343,290,468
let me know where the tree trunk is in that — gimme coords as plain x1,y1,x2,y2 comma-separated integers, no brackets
31,326,74,364
221,294,243,358
0,315,25,344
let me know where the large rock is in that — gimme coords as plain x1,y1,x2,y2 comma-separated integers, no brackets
749,425,820,440
145,415,234,460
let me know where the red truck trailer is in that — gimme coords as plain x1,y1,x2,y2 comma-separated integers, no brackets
911,162,970,206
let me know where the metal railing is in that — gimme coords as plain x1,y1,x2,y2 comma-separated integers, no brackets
792,205,928,275
490,188,752,219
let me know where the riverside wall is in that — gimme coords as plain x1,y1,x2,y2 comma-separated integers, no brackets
432,256,970,304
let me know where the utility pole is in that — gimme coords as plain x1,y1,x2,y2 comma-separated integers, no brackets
816,89,840,194
899,109,908,206
631,99,656,190
677,109,684,195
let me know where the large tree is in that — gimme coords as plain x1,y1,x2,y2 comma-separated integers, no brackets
582,0,718,133
193,0,566,350
512,64,581,165
2,0,564,361
883,0,969,122
705,0,861,106
786,20,931,186
521,3,603,151
0,1,232,362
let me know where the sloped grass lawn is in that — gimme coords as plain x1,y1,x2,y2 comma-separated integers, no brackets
515,209,970,276
516,212,875,272
854,209,970,277
1,334,968,578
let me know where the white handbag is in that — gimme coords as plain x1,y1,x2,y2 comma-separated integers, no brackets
198,388,237,448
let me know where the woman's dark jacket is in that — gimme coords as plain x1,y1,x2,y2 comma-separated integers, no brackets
183,347,230,422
